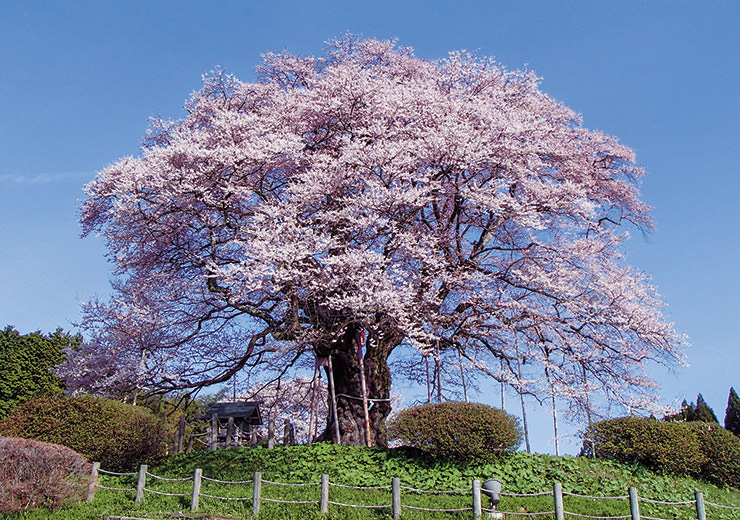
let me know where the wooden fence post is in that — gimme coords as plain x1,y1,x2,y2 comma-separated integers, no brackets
629,487,640,520
320,474,329,514
392,477,401,520
553,482,564,520
191,468,202,512
695,491,706,520
135,464,147,503
86,462,100,502
252,471,262,516
472,479,482,518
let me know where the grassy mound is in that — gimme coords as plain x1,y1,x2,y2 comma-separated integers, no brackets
4,444,740,519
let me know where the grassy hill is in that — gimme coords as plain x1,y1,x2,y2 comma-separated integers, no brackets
6,443,740,519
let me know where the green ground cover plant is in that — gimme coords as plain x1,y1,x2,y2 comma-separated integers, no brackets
3,443,740,520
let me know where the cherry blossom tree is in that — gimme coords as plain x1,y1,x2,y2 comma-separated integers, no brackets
79,35,684,446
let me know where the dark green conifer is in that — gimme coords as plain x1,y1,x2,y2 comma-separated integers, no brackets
694,393,719,423
724,387,740,436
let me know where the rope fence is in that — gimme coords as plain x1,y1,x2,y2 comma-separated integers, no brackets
87,462,738,520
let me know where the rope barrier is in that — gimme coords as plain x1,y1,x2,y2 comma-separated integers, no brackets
261,497,320,505
501,491,555,497
563,511,631,519
402,504,472,512
497,510,557,516
563,491,629,500
90,463,740,518
262,479,320,487
145,472,192,482
328,500,391,509
640,516,672,520
400,484,470,494
640,497,695,506
201,476,253,484
329,482,391,490
199,492,252,501
142,488,187,497
705,501,740,510
98,469,137,476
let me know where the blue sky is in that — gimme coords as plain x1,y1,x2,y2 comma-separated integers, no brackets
1,1,738,454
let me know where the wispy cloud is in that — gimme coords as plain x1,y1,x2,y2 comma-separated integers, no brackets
0,171,94,185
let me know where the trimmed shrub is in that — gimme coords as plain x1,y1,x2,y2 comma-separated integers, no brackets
388,401,522,461
582,417,705,475
584,416,740,488
0,394,170,470
0,437,91,513
690,421,740,488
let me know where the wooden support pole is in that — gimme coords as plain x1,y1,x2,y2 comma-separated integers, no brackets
283,419,295,446
553,482,564,520
629,487,640,520
308,359,319,445
458,349,469,403
210,413,219,450
239,419,246,446
252,472,262,517
267,414,275,449
86,461,100,502
177,415,186,453
320,474,329,514
435,340,442,403
473,479,482,518
425,354,432,404
392,477,401,520
695,491,706,520
327,353,341,444
191,468,202,512
226,416,234,448
135,464,147,503
355,330,373,447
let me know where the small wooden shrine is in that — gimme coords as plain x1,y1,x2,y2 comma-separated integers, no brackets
202,401,263,449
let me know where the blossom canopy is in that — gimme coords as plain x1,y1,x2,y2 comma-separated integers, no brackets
77,36,684,445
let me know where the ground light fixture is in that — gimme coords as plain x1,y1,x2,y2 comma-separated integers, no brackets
482,478,503,518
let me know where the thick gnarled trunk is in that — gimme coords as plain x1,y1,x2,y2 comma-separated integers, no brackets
317,327,400,447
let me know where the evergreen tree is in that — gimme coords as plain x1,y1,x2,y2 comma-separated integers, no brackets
724,387,740,436
0,327,78,419
694,393,719,423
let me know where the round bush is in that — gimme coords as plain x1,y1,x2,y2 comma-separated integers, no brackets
388,402,522,461
582,417,705,475
689,421,740,488
0,437,91,513
584,416,740,488
0,394,170,470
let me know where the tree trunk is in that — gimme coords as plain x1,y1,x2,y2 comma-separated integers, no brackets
318,326,399,447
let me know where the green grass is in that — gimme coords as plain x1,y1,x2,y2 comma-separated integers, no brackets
5,444,740,519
